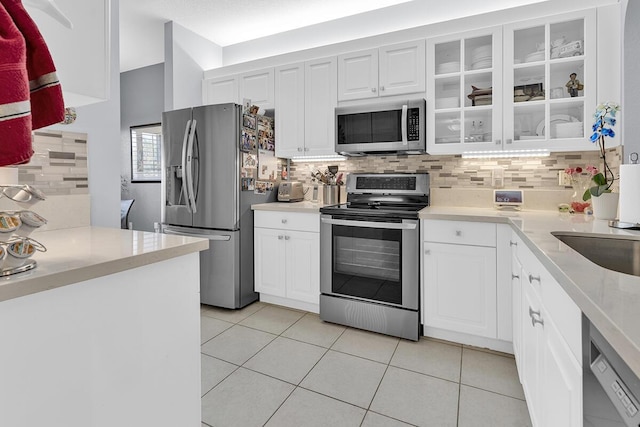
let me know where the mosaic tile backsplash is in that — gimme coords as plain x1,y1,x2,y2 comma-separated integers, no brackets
289,147,623,192
14,131,89,196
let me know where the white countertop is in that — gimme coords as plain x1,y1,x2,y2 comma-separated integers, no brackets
252,201,328,213
0,226,208,303
420,206,640,377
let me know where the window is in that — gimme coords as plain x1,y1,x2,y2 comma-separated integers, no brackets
131,124,162,182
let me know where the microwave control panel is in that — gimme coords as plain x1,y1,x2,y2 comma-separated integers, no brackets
408,108,420,141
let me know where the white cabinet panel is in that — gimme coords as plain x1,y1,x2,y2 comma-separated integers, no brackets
254,227,286,298
521,277,544,426
275,63,305,158
285,231,320,304
338,49,378,101
542,314,583,427
379,40,426,96
239,68,275,110
305,57,338,156
511,247,523,376
203,75,238,105
423,242,497,338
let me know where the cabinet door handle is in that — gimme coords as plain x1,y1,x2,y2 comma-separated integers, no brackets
278,235,283,240
281,219,287,224
510,241,517,247
529,307,544,327
371,87,377,93
424,249,431,255
512,273,520,280
528,274,541,284
285,235,290,241
304,147,309,152
380,86,385,91
455,230,462,237
506,139,513,144
495,139,501,145
297,147,303,152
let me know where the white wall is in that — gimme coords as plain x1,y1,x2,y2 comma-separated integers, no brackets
121,64,164,232
46,0,121,228
164,21,223,110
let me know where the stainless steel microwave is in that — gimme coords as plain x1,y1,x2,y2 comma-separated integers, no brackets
335,99,426,156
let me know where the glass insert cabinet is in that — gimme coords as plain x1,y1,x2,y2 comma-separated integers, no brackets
427,9,596,154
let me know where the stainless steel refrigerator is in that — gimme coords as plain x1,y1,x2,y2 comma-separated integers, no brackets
161,103,276,309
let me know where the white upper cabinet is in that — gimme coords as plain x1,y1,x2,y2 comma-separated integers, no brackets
304,57,338,156
203,75,238,105
203,68,274,110
338,40,425,101
503,9,596,151
27,0,110,107
427,27,503,154
275,57,338,159
239,68,275,111
274,63,305,158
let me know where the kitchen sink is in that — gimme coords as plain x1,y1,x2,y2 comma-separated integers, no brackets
552,231,640,276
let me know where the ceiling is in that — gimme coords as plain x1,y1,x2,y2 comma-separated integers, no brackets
119,0,548,73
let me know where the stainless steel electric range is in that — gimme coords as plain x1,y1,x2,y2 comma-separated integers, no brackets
319,173,429,341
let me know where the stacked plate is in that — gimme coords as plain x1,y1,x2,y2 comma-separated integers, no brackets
470,45,492,70
524,51,545,63
435,97,459,109
436,61,460,74
553,122,584,138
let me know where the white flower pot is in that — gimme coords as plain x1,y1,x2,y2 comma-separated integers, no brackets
591,192,619,220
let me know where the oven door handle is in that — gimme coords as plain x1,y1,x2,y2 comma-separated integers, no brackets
321,217,417,230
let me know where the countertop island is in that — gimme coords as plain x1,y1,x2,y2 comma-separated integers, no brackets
0,226,208,427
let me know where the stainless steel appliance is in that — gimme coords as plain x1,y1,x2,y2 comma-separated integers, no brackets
319,173,429,341
161,103,277,309
335,99,426,156
583,317,640,426
277,181,304,202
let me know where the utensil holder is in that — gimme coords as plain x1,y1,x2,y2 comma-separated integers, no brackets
322,185,340,205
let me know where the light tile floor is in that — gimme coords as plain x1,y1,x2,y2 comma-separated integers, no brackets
200,303,532,427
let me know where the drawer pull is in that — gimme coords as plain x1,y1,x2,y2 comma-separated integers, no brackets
528,274,541,284
529,307,544,327
512,273,519,280
285,235,290,241
281,219,287,224
424,249,431,255
510,241,518,247
455,230,462,237
278,235,284,240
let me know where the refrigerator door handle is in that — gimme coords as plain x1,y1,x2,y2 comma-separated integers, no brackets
180,119,192,209
185,119,198,214
163,228,231,241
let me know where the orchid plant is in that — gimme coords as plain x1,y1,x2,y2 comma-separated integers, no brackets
582,102,620,201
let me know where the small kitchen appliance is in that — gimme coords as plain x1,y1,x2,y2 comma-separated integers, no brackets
335,99,426,156
277,181,304,202
319,173,430,340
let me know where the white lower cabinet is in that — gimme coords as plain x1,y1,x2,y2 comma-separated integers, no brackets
423,220,508,348
423,242,496,338
511,232,582,427
254,211,320,312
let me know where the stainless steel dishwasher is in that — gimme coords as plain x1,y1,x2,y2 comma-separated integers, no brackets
583,316,640,426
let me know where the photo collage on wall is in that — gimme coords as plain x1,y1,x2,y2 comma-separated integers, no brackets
240,100,277,194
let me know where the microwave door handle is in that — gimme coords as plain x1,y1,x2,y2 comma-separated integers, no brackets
401,104,408,145
180,119,192,209
185,119,198,214
321,217,417,230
